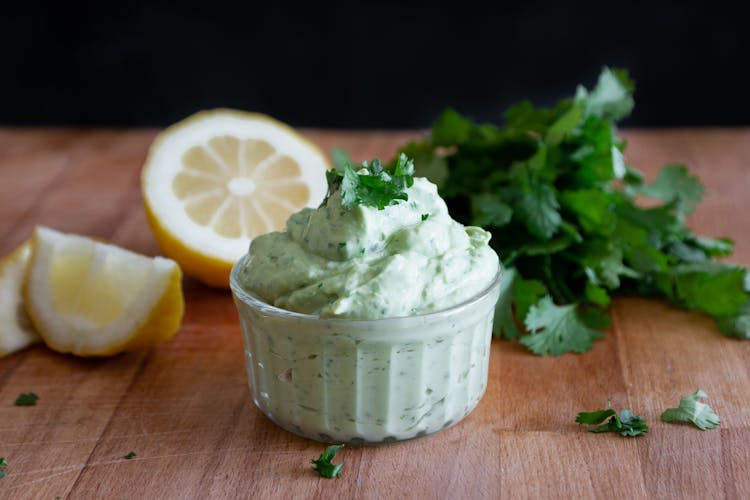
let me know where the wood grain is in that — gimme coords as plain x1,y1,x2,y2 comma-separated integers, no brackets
1,128,749,499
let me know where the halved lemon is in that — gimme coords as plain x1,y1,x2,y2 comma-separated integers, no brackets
141,109,329,287
24,226,184,357
0,240,40,357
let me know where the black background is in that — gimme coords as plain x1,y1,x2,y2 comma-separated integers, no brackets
2,2,748,128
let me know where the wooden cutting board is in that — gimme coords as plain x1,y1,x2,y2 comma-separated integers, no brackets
0,128,749,499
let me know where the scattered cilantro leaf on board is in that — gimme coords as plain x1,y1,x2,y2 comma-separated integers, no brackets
15,392,39,406
576,408,649,437
324,153,415,210
388,65,750,355
311,444,344,479
124,452,136,460
0,457,7,478
660,390,721,430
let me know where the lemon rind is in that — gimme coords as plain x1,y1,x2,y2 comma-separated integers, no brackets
140,109,330,288
0,241,40,356
24,227,184,357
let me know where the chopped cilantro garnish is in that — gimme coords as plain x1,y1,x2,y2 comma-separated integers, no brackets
311,444,344,478
576,408,649,437
0,457,7,478
124,452,136,460
660,390,721,430
389,66,750,355
324,153,414,210
15,392,39,406
421,213,430,221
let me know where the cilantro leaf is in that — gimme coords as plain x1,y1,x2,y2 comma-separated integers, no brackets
570,116,623,187
340,164,360,207
690,235,734,258
576,408,649,437
124,452,136,460
470,192,513,228
513,276,549,321
585,281,610,307
575,67,635,121
575,408,616,425
616,409,650,437
0,457,7,479
431,108,474,146
311,444,344,479
494,268,547,340
654,263,748,318
504,99,560,134
578,306,612,330
660,390,721,430
716,300,750,339
399,140,449,189
520,296,604,356
578,241,639,290
637,164,704,214
330,148,352,173
514,179,561,240
545,102,584,146
15,392,39,406
494,267,521,339
560,189,616,235
611,409,650,436
325,154,415,210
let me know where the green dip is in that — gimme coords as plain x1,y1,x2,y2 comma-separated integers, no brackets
237,177,499,318
231,175,501,443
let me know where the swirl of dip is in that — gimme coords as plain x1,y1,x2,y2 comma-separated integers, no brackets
237,176,499,319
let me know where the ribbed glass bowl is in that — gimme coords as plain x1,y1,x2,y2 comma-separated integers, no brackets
230,254,502,444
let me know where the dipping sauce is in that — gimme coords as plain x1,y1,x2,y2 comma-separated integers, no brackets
231,174,501,443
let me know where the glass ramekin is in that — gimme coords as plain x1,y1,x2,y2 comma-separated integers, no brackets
230,254,502,444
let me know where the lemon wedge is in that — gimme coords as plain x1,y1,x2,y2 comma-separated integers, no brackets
141,109,329,287
0,241,40,357
24,227,184,357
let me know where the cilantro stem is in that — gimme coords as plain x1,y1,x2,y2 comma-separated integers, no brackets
543,255,576,304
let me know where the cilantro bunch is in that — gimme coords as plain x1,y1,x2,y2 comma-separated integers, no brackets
396,67,750,355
